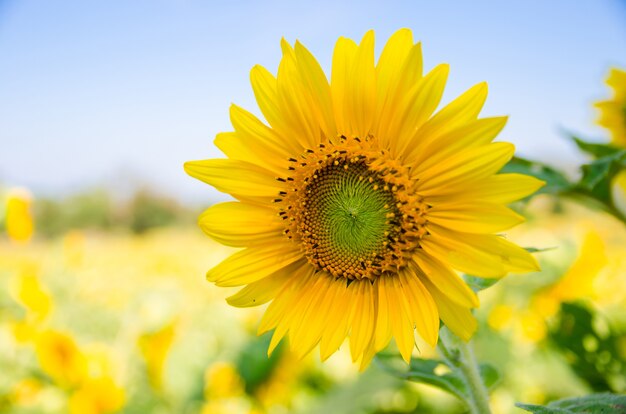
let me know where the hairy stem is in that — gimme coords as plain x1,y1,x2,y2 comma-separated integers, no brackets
438,327,492,414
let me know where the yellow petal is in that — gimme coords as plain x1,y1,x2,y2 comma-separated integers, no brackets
385,275,416,363
375,28,415,98
277,269,321,355
349,279,376,362
228,103,299,160
331,36,358,135
426,173,545,204
373,276,393,352
427,202,525,233
319,278,351,361
226,260,302,307
198,202,282,247
398,268,439,347
373,29,420,142
276,39,319,149
250,65,293,142
412,116,508,172
392,64,450,157
206,242,302,287
411,254,478,308
405,82,487,163
294,41,337,140
262,265,316,355
290,274,337,358
419,276,476,341
184,159,283,203
215,132,281,175
358,335,377,371
257,263,312,335
422,225,540,277
416,142,515,194
348,30,376,139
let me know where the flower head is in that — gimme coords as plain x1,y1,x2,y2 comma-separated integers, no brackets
596,67,626,147
186,29,542,367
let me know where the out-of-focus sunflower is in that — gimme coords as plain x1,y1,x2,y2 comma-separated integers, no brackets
596,68,626,147
4,188,34,243
35,330,87,387
186,29,542,367
137,321,176,391
68,377,125,414
10,265,53,342
488,231,609,343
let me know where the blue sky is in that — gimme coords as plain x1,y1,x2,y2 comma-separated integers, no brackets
1,0,625,204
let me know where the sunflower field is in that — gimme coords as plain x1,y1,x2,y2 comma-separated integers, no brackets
2,2,626,414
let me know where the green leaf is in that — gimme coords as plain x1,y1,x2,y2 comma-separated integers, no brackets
502,157,571,196
404,358,468,401
516,393,626,413
236,332,283,394
375,355,500,403
516,403,575,414
569,135,623,158
479,363,501,390
549,302,626,392
463,275,499,292
576,150,626,204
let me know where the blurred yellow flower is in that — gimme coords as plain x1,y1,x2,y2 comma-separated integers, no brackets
5,188,34,243
11,320,39,343
534,231,607,318
137,322,176,391
487,304,513,332
204,361,244,399
68,377,125,414
496,231,609,343
612,169,626,218
36,330,87,387
519,311,547,342
12,266,52,322
9,378,42,406
596,67,626,147
9,264,52,342
486,232,609,344
186,28,542,367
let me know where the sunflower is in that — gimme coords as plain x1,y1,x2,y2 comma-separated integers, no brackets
596,67,626,147
185,29,543,368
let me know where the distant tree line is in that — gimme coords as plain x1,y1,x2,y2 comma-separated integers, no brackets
33,188,196,237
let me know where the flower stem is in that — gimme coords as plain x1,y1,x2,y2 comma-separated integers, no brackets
438,327,492,414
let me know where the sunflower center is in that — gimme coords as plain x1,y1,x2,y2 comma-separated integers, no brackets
277,137,429,280
301,160,401,278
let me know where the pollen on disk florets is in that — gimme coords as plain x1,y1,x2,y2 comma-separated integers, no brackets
274,136,429,280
